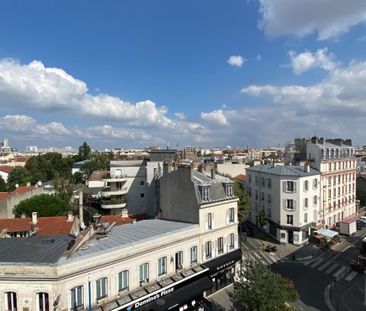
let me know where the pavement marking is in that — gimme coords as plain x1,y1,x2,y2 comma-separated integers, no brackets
260,252,275,265
317,260,333,271
303,258,317,266
333,265,347,279
252,252,267,265
266,253,278,264
309,258,324,268
241,243,250,250
325,263,339,274
341,245,351,253
345,270,358,282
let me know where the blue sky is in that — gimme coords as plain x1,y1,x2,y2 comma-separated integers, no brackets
0,0,366,150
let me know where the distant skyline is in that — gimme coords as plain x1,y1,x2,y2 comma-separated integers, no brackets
1,1,366,149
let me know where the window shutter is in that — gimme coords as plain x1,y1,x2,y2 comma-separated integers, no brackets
293,200,297,209
283,199,287,209
226,209,229,224
212,213,215,229
205,213,208,230
283,181,287,192
293,182,297,192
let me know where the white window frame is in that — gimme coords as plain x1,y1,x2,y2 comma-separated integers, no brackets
229,233,235,250
190,246,197,263
5,291,17,311
118,270,129,291
139,263,149,284
158,257,167,276
175,251,183,270
70,285,83,309
205,241,212,259
36,292,49,311
96,277,108,300
218,237,224,254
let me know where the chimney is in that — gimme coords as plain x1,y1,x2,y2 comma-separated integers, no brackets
67,211,74,222
121,208,128,218
211,168,216,179
32,212,37,224
78,191,85,229
198,164,203,173
304,163,310,173
21,213,26,219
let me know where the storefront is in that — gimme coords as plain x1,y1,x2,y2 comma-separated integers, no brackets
203,249,242,296
104,266,212,311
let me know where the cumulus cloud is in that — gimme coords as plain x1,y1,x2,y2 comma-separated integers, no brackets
0,58,174,128
288,48,336,75
200,109,229,125
227,55,246,67
258,0,366,40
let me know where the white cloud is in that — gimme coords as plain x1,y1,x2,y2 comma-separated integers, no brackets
0,58,174,129
174,112,186,120
256,54,262,61
258,0,366,40
227,55,246,67
288,48,336,75
200,109,229,125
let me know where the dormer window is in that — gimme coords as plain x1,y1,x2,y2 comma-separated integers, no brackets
226,184,233,197
201,186,209,201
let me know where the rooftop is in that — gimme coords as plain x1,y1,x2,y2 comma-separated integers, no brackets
0,165,14,173
0,185,39,201
88,170,108,181
67,219,197,261
0,216,77,236
248,164,319,177
0,235,72,264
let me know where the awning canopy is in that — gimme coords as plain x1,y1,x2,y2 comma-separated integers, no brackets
317,228,338,239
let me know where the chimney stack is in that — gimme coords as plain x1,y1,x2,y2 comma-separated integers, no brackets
78,191,85,229
32,212,37,224
67,211,74,222
211,168,216,179
304,163,310,173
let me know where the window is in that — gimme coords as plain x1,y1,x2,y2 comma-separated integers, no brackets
207,213,212,230
328,189,331,199
229,233,235,249
304,198,308,209
140,193,144,198
286,215,293,225
71,286,83,309
37,293,49,311
255,190,258,200
201,187,209,201
190,246,197,263
268,178,272,188
158,257,167,276
205,241,212,259
304,180,308,191
218,237,224,254
313,179,318,189
228,208,235,223
313,196,318,206
268,194,272,204
255,176,258,185
261,177,265,186
5,292,17,311
286,199,294,210
96,278,108,300
304,213,308,223
248,174,252,183
261,191,264,201
139,263,149,284
226,185,233,197
140,181,144,186
118,271,129,291
175,251,183,270
283,181,296,192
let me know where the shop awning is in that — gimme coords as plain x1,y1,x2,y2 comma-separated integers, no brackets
317,228,338,239
203,249,242,273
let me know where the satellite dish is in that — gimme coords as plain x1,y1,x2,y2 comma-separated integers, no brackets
37,181,42,186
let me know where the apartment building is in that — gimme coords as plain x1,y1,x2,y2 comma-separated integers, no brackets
246,165,321,245
295,137,357,227
0,215,241,311
159,163,241,294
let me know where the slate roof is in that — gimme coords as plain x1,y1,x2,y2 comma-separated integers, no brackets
67,219,197,261
247,165,319,176
0,236,72,264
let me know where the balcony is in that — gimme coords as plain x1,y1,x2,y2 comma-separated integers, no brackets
101,198,127,209
102,186,128,197
102,174,128,182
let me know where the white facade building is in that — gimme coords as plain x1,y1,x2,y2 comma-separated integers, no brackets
247,165,321,245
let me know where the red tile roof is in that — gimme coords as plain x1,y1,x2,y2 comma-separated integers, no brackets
0,216,76,236
101,214,146,226
0,166,14,173
234,174,246,182
0,185,38,201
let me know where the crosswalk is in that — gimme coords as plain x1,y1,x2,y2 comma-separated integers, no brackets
242,250,278,266
302,256,358,282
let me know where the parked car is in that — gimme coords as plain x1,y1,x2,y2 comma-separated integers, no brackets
350,255,366,273
357,220,365,230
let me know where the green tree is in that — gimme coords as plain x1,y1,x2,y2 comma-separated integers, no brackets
78,142,92,160
0,176,7,192
13,194,72,217
234,181,250,222
53,173,74,204
232,261,298,311
7,166,32,191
